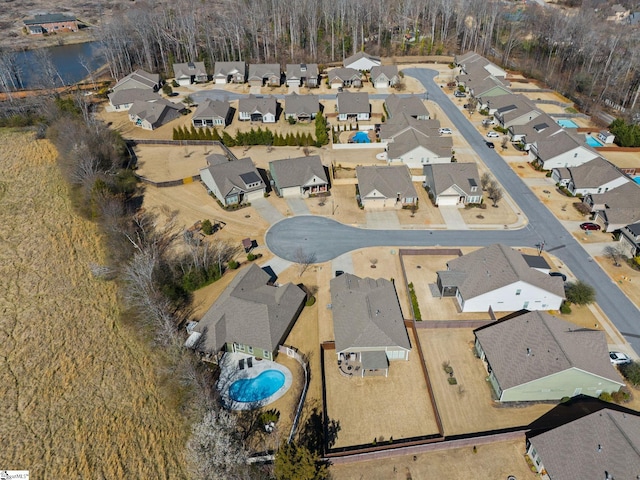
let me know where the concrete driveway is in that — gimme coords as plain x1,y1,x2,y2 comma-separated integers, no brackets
266,68,640,354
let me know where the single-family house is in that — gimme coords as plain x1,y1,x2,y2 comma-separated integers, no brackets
379,113,441,142
108,89,161,111
200,156,265,206
436,244,565,312
529,130,600,170
173,61,208,85
112,69,161,93
370,65,399,88
455,51,507,79
356,165,418,209
619,221,640,257
386,128,452,168
584,181,640,232
508,113,563,149
285,63,319,87
343,51,381,71
597,130,616,144
269,155,329,197
191,98,232,128
474,310,624,402
248,64,281,87
328,68,362,89
185,264,306,362
336,92,370,121
237,95,277,123
331,273,411,377
457,73,511,99
423,163,482,206
284,93,319,122
213,61,246,84
128,98,184,130
526,404,640,478
23,13,78,34
384,94,430,120
551,157,629,196
491,95,540,129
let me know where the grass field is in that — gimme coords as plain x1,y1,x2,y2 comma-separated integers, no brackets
0,130,190,478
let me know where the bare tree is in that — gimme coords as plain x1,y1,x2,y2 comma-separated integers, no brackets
294,247,317,276
480,172,492,191
487,180,504,207
603,244,626,267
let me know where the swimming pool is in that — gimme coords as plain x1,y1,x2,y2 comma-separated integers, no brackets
229,369,285,403
634,176,640,185
557,119,579,128
586,135,604,147
352,131,371,143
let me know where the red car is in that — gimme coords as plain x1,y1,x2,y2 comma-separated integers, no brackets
580,222,601,231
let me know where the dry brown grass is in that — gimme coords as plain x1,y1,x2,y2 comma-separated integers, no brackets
0,130,189,478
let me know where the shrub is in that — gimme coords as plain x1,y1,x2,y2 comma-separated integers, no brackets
620,361,640,386
201,219,214,235
560,396,571,403
565,280,595,305
247,253,256,261
228,260,239,270
448,377,458,385
171,79,179,87
162,84,173,95
560,302,572,314
305,296,316,307
598,392,613,402
408,282,422,320
611,387,630,403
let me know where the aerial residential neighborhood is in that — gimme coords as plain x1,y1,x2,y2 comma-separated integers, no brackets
2,1,640,479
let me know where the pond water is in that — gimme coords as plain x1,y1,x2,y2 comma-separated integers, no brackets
11,41,105,89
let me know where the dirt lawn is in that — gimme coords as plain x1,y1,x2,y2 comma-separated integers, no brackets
134,143,228,181
0,130,189,478
419,328,555,435
330,438,536,480
323,329,440,449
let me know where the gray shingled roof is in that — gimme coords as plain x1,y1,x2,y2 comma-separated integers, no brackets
285,63,319,81
529,408,640,479
387,128,452,159
284,93,319,117
534,130,595,161
589,181,640,226
108,88,160,106
510,112,562,143
328,68,361,83
567,157,627,189
384,94,430,119
128,98,182,127
356,165,417,200
192,98,231,121
193,264,306,354
24,13,76,24
199,157,264,198
337,92,369,114
248,63,280,81
213,61,246,78
113,69,160,90
445,244,565,300
173,61,207,79
475,311,624,391
238,95,277,116
370,65,398,83
343,51,381,68
330,274,411,354
269,155,327,189
493,95,538,124
423,163,480,198
379,113,440,139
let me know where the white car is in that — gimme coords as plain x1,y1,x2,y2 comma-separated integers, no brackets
439,128,452,135
486,131,500,138
609,351,632,365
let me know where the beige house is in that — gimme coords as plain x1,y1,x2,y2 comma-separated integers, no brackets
269,155,329,198
356,165,417,209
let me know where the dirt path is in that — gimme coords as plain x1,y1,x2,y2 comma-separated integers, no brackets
0,130,189,478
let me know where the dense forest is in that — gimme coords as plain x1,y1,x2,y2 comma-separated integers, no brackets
0,0,639,119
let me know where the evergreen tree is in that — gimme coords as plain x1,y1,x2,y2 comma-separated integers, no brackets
221,131,236,147
211,128,221,141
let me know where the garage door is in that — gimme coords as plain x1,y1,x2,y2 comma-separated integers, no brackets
437,195,459,206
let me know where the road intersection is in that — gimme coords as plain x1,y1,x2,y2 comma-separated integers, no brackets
265,68,640,354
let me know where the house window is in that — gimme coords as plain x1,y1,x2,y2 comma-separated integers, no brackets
516,289,522,295
471,186,477,192
247,346,254,354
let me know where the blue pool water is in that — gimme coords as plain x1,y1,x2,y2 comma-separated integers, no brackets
634,176,640,185
229,369,285,403
586,135,604,147
352,131,371,143
557,119,579,128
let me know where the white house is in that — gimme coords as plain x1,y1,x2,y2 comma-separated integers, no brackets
386,129,452,169
111,69,160,93
336,92,370,121
370,65,399,88
191,98,232,128
551,157,629,196
436,244,565,313
237,95,277,123
213,62,246,84
423,163,483,206
343,51,381,71
529,130,600,170
199,156,265,206
173,61,208,85
269,155,329,198
598,130,616,144
356,165,417,210
108,89,160,111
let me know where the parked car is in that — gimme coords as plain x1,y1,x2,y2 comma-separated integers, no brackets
337,86,344,92
482,118,497,126
549,271,567,281
439,128,452,135
454,91,467,98
485,141,495,149
609,351,632,365
335,270,345,277
486,131,500,138
580,222,601,231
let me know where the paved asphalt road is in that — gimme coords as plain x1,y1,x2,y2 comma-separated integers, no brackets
264,68,640,353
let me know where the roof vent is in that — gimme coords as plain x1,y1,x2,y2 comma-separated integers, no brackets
597,444,602,452
527,348,531,356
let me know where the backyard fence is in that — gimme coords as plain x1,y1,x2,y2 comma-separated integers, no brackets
278,344,310,444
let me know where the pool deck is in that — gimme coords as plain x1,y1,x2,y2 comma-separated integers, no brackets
217,352,293,411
